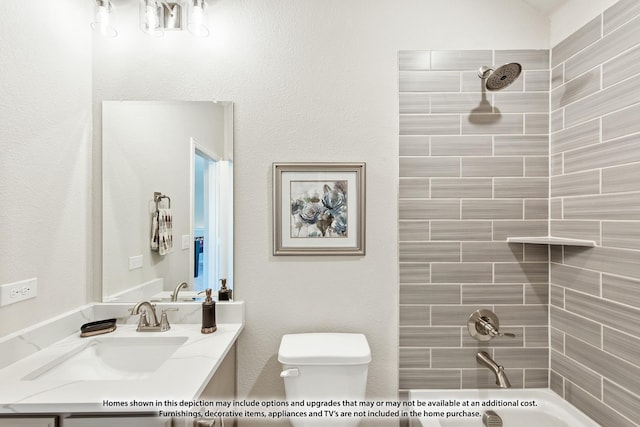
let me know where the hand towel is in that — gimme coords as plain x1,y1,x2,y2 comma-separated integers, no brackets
151,208,173,255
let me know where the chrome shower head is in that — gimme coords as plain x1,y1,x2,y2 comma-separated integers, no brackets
477,63,522,91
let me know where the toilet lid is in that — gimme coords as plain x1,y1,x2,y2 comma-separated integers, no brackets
278,333,371,365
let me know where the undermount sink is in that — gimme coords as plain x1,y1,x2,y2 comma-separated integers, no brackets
23,336,188,381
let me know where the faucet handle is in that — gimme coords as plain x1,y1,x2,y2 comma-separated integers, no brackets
468,309,515,341
160,308,179,331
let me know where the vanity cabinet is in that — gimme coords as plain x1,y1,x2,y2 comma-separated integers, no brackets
0,418,56,427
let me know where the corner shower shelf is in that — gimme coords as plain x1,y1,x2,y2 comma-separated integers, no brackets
506,236,597,247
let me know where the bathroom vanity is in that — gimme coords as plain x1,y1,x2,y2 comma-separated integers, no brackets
0,301,244,426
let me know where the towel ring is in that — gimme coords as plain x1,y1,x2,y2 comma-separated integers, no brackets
154,192,171,209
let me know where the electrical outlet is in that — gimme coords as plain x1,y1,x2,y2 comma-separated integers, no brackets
182,235,190,250
0,278,38,306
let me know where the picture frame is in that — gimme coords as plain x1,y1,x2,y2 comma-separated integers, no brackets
273,162,366,255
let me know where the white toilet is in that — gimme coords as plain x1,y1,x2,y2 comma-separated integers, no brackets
278,332,371,427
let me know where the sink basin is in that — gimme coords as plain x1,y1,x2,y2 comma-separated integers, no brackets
23,336,188,381
150,291,203,302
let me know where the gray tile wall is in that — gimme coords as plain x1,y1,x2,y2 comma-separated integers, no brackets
550,1,640,426
398,49,550,392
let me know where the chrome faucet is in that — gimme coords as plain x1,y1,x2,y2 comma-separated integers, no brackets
131,301,177,332
476,351,511,388
171,281,188,302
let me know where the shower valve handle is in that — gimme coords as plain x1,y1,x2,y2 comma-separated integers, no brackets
468,309,515,341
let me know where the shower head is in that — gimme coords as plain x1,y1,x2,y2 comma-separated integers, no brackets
477,63,522,91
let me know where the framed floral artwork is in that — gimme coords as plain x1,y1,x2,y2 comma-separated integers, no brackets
273,162,366,255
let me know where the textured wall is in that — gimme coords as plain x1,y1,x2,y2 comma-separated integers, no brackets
398,49,550,392
549,1,640,426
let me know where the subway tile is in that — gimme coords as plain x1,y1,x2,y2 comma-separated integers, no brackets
399,93,430,114
602,273,640,310
564,134,640,173
493,305,548,326
494,135,548,156
399,369,461,390
431,50,493,70
523,244,549,262
552,15,602,67
400,284,461,305
400,114,461,135
549,371,563,396
462,327,523,348
550,198,562,219
399,136,430,156
461,200,523,220
494,348,548,369
431,178,492,198
461,157,523,177
494,262,548,283
551,67,600,110
550,220,601,245
494,178,548,198
551,327,564,353
432,348,492,368
399,199,460,220
525,283,549,305
495,50,549,71
551,350,602,398
525,369,549,388
492,220,547,241
525,113,550,135
566,335,640,395
565,380,637,427
563,193,640,221
461,114,524,135
400,305,430,326
566,14,640,81
604,0,640,35
399,178,429,199
550,170,600,197
603,380,640,426
430,93,491,114
564,246,640,281
431,136,492,156
602,162,640,193
565,72,640,128
550,118,599,154
603,102,640,141
524,199,548,220
399,71,460,92
493,92,548,113
551,109,564,132
399,263,430,284
461,242,523,262
602,221,640,250
399,327,461,347
399,348,430,369
550,263,600,296
432,305,492,326
551,64,564,89
399,221,429,241
524,70,550,92
400,156,460,177
603,327,640,368
399,242,461,263
603,43,640,88
550,153,563,176
525,326,549,347
398,51,430,71
550,285,564,308
461,284,523,305
566,289,640,336
431,263,493,284
461,368,524,389
430,220,492,241
524,156,549,177
549,307,602,346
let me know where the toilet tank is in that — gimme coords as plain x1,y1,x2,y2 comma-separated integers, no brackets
278,333,371,400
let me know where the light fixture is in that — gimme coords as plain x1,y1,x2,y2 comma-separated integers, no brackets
140,0,163,36
90,0,118,38
188,0,210,37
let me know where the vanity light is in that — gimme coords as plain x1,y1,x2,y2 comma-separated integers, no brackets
187,0,210,37
90,0,118,38
140,0,164,36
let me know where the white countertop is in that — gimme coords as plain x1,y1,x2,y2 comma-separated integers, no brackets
0,303,244,414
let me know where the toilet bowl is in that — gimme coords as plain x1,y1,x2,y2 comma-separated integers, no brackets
278,333,371,427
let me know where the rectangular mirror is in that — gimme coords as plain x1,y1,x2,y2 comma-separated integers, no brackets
102,100,233,302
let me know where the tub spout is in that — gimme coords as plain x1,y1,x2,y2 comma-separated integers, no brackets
476,351,511,388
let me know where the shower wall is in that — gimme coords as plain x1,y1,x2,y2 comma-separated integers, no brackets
549,1,640,426
398,49,550,393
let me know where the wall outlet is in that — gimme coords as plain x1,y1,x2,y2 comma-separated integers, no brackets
0,278,38,307
182,235,190,250
129,255,143,270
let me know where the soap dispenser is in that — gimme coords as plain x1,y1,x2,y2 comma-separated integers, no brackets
201,288,217,334
218,278,231,301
